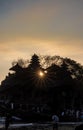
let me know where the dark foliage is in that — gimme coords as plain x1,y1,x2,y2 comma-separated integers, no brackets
0,54,83,115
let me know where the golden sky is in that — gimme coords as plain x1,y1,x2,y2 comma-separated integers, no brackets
0,0,83,82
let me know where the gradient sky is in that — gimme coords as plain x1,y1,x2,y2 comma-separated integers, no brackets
0,0,83,82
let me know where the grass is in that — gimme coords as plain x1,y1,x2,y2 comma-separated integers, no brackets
0,125,76,130
0,122,79,130
59,125,75,130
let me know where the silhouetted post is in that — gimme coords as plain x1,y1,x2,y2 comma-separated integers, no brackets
5,113,12,130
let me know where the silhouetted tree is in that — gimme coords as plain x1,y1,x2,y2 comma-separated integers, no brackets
40,55,62,68
0,54,83,115
12,58,29,68
28,54,41,70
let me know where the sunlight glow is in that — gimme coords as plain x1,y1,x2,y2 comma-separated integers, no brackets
44,70,47,74
38,71,45,78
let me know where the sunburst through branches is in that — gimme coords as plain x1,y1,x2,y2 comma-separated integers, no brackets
29,69,55,88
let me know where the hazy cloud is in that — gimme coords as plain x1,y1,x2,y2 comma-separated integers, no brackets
0,0,83,82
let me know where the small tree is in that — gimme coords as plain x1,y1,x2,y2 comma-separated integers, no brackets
28,54,41,70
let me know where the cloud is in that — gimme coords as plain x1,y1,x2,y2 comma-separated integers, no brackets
0,38,83,83
0,0,83,82
0,0,83,43
0,38,83,59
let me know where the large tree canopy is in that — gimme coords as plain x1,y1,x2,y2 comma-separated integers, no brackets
0,54,83,112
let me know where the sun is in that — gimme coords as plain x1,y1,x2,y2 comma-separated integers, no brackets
38,71,44,77
30,69,50,88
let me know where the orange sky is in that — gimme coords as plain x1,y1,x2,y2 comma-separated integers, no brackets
0,0,83,82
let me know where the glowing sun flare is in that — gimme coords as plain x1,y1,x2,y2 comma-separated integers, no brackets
38,71,44,77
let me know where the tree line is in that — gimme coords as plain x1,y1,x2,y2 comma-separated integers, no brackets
0,54,83,114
